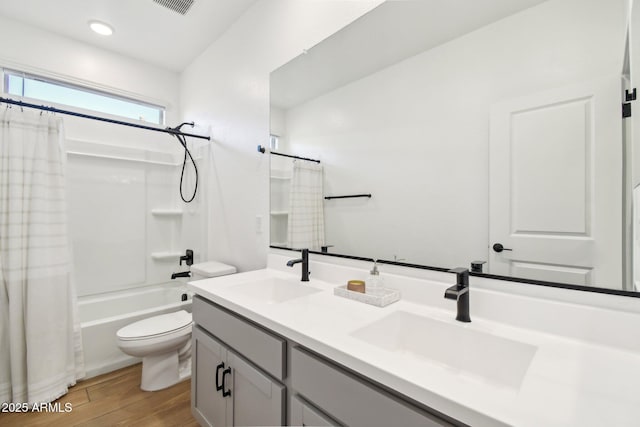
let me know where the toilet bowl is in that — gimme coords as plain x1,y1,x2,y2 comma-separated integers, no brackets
117,310,193,391
116,260,236,391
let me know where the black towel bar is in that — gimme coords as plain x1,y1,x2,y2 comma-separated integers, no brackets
324,194,372,200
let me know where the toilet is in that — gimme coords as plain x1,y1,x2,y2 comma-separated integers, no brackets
116,261,236,391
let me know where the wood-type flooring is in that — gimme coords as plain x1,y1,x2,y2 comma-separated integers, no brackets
0,363,198,427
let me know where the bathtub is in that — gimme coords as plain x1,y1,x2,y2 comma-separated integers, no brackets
79,283,192,379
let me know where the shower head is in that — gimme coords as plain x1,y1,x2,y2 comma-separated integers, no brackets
168,121,195,133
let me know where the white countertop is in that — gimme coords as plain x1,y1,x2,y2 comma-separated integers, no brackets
188,259,640,427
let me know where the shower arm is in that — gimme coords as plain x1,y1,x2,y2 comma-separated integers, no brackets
167,122,195,134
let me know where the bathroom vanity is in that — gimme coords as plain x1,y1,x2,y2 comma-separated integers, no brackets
188,252,640,427
191,296,451,427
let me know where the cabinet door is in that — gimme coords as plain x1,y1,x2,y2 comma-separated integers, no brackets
227,350,285,427
192,326,232,427
291,395,341,426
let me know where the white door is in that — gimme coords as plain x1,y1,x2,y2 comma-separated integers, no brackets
489,77,622,288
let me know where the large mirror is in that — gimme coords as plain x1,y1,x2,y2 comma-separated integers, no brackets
269,0,636,293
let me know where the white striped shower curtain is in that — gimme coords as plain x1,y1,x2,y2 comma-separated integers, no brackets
0,108,84,404
287,161,325,250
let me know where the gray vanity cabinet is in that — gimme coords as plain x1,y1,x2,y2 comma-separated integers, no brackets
290,347,455,427
192,295,458,427
192,296,286,427
192,326,285,427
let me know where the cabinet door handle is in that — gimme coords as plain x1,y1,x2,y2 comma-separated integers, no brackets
221,367,232,397
215,362,225,392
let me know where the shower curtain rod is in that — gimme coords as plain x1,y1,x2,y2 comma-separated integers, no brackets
257,145,320,163
0,97,210,141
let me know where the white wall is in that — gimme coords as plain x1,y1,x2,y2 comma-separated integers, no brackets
281,0,627,267
0,14,178,120
180,0,382,272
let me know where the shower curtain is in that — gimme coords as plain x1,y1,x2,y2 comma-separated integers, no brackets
0,108,84,404
287,161,325,250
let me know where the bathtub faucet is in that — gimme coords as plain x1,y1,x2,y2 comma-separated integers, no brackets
171,271,191,280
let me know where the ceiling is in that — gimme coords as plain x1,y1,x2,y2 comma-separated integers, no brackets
271,0,549,109
0,0,258,72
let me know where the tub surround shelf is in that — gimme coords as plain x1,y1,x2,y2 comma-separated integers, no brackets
67,150,180,166
151,209,184,217
151,252,183,261
188,254,640,427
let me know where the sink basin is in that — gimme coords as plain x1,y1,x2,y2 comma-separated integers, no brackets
350,311,537,390
225,277,322,304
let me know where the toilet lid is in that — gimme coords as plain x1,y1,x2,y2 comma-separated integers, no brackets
191,261,236,278
117,310,192,340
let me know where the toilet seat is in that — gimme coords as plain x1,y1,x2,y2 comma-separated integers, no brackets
117,310,192,341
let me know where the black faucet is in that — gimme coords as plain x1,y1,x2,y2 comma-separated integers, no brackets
470,260,486,273
180,249,194,266
286,249,309,281
444,267,471,322
171,271,191,280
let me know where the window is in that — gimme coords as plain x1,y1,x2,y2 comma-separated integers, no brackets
2,69,165,125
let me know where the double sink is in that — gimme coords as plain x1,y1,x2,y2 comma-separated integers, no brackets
215,272,538,391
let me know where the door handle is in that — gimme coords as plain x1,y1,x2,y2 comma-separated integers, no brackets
215,362,225,391
492,243,513,253
221,367,232,397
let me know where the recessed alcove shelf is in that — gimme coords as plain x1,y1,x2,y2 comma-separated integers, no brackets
270,171,292,180
151,208,184,217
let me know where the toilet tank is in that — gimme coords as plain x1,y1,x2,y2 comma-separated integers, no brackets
190,261,237,281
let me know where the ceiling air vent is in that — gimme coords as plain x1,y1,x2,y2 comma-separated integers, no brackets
153,0,195,15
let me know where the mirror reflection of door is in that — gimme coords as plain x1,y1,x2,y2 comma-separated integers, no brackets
489,78,622,288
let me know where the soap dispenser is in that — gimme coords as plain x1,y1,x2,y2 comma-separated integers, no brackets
367,261,383,294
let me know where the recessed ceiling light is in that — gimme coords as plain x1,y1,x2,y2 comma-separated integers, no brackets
89,20,114,36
